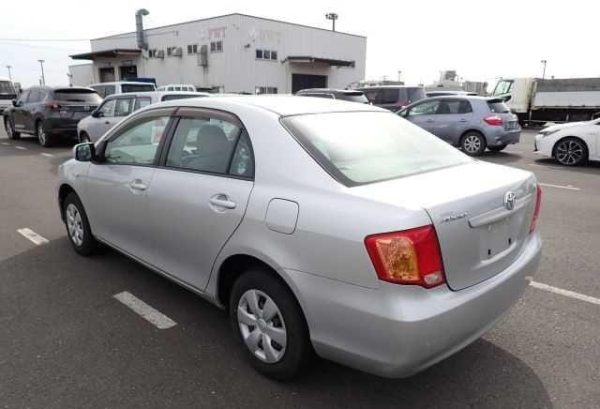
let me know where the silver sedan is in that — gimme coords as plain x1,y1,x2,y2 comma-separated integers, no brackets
58,96,542,379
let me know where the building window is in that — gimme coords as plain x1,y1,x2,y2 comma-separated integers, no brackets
187,44,198,55
255,86,278,95
210,41,223,53
167,46,175,56
256,49,278,61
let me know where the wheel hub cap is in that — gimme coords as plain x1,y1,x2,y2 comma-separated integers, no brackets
237,289,287,363
65,204,84,246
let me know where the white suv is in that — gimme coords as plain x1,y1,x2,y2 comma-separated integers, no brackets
157,84,196,92
89,81,156,98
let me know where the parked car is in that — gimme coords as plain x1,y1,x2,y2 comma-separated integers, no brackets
534,119,600,166
58,96,541,380
398,96,521,155
296,88,369,103
3,86,101,146
77,91,211,143
426,90,478,97
89,81,156,98
157,84,196,92
359,85,426,110
0,76,17,114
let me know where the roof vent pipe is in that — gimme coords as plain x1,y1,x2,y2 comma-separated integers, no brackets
136,9,149,50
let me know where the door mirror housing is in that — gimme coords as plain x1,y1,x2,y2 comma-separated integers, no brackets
91,110,104,118
12,99,20,107
74,142,96,162
397,109,408,117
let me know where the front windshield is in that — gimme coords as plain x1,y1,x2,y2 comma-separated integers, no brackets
493,80,513,95
282,111,471,186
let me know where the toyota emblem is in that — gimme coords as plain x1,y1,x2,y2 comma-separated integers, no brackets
504,191,516,210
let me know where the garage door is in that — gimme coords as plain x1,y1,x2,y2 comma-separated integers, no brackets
292,74,327,93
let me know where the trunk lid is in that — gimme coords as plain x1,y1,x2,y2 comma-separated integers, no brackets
351,161,538,290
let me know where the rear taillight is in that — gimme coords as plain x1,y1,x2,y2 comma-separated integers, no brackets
529,185,542,233
45,101,61,110
365,225,445,288
483,115,503,126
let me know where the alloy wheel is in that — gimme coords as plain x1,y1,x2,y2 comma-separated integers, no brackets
463,134,482,154
37,122,47,146
5,119,13,138
555,139,584,165
237,289,287,364
65,203,84,246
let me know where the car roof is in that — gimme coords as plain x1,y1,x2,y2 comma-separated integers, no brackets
157,95,384,116
297,88,364,94
89,81,155,86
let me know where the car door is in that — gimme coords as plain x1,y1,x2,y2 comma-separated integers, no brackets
10,89,29,131
83,108,175,260
88,98,116,140
22,88,41,133
432,99,474,144
144,108,254,290
404,100,441,135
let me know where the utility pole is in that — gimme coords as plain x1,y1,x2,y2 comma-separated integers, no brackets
325,12,338,31
6,65,12,82
541,59,547,80
38,59,46,85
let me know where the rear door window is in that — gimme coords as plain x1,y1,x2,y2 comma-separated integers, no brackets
135,97,152,110
114,97,134,117
438,99,473,114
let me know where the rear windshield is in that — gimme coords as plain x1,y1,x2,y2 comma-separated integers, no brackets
336,92,369,103
487,100,511,113
282,112,470,186
122,84,156,93
0,81,15,95
53,89,102,103
161,94,207,102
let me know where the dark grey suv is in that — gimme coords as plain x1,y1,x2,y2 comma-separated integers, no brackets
3,86,102,147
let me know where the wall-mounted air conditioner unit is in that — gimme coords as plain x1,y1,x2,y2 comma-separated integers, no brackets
156,50,165,59
198,45,208,67
172,47,183,57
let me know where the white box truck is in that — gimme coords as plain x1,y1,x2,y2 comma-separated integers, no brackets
492,77,600,125
0,76,17,115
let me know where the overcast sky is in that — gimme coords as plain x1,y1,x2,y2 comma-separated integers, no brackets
1,0,599,88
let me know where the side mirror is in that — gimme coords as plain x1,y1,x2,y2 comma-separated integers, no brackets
12,99,19,107
73,142,96,162
91,110,104,118
397,109,408,117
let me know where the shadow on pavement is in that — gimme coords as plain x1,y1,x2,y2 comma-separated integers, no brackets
0,238,552,409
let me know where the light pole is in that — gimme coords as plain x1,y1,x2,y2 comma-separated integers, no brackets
38,59,46,85
541,59,547,80
6,65,12,82
325,12,338,31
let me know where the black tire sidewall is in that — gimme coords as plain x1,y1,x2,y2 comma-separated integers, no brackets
229,269,312,380
63,193,96,256
37,121,51,147
461,132,486,156
488,144,507,152
5,117,19,139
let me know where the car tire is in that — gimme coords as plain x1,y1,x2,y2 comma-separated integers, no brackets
36,120,52,147
460,132,486,156
554,137,588,166
63,192,97,256
79,131,91,143
229,268,313,380
487,144,507,152
4,117,20,139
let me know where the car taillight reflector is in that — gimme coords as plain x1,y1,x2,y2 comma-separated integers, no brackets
530,185,542,233
365,225,445,288
45,101,62,110
483,115,503,126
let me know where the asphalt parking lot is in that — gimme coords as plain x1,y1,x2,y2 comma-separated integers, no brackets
1,128,599,409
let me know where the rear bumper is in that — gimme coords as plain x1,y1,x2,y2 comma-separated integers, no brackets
43,118,80,138
287,233,541,378
486,128,521,146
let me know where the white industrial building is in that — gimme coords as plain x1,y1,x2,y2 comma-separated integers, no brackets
70,13,366,94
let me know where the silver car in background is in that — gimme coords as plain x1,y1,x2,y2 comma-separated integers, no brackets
77,91,210,143
399,96,521,155
58,96,542,380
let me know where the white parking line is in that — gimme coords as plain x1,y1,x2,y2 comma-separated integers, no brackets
17,228,49,245
529,280,600,306
40,153,54,158
538,182,581,191
1,142,9,146
14,146,27,150
113,291,177,329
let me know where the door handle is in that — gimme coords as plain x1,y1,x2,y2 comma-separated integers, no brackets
459,119,468,123
128,179,147,191
209,194,237,210
104,121,110,125
426,119,434,123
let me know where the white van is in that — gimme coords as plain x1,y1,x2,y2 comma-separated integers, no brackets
89,81,156,98
157,84,196,92
0,76,17,114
